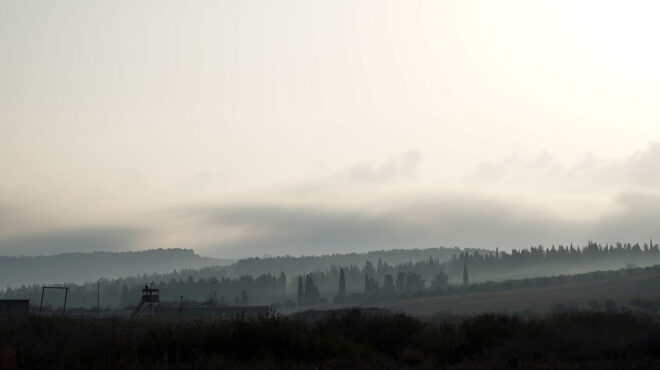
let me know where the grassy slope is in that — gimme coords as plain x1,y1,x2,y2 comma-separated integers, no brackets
382,268,660,316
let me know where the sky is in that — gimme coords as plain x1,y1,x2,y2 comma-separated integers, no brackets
2,1,660,258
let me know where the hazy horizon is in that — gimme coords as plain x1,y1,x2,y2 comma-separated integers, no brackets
3,1,660,259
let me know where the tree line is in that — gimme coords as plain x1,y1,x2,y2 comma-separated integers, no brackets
444,240,660,282
3,241,659,309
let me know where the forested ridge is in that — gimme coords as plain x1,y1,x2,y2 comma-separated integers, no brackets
3,241,660,310
447,241,660,282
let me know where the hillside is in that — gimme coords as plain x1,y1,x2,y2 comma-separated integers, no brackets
0,249,231,287
382,265,660,316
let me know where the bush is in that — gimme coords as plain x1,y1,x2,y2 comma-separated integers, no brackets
1,311,660,368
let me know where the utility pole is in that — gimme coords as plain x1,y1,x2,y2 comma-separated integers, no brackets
63,288,68,315
39,288,45,317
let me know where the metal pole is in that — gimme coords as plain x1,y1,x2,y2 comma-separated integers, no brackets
39,287,45,316
62,288,68,316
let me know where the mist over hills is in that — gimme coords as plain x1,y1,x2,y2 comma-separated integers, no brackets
229,247,480,278
0,247,477,289
0,249,231,287
4,242,657,291
4,242,660,312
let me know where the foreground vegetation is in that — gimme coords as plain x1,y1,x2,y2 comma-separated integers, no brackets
1,310,660,368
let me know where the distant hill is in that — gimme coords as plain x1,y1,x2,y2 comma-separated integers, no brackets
0,249,232,287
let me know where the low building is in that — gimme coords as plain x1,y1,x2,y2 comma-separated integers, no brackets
0,300,29,319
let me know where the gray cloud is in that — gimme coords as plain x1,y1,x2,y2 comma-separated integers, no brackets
0,207,11,226
589,192,660,242
0,227,144,256
340,150,422,183
470,151,565,183
469,155,516,182
3,191,660,258
183,190,660,258
184,198,582,258
468,143,660,189
0,205,26,234
624,144,660,186
398,150,423,177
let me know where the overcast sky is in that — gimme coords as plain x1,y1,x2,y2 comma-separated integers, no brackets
2,1,660,258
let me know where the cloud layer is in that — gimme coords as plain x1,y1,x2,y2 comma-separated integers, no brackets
338,150,422,183
2,145,660,258
469,142,660,190
175,191,660,258
0,227,144,256
1,190,659,258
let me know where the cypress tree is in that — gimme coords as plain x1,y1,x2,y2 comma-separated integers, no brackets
297,276,304,305
338,268,346,297
120,284,131,308
278,272,287,295
383,274,395,292
463,261,469,286
304,275,320,302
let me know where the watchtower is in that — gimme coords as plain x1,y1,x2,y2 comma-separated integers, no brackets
131,283,160,318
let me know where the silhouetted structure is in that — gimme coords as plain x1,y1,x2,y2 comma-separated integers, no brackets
39,286,69,316
131,283,160,318
0,299,29,319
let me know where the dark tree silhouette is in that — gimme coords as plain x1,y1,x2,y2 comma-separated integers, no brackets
364,275,379,294
278,272,287,295
463,261,469,286
338,268,346,297
383,274,395,293
297,276,304,305
304,275,320,302
431,271,448,290
240,290,248,306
